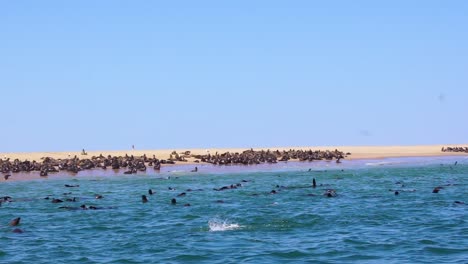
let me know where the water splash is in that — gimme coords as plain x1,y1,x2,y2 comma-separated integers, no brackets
208,218,242,232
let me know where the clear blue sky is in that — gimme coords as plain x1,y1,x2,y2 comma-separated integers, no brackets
1,1,467,152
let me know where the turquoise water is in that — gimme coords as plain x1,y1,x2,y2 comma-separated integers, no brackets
1,157,467,263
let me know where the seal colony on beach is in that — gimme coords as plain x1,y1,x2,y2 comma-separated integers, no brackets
441,146,468,153
0,148,347,179
1,145,467,181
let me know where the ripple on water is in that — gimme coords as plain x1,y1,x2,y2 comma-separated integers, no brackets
423,246,467,254
269,249,311,259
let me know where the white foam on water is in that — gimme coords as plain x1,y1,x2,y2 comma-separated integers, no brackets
365,161,394,166
208,218,242,232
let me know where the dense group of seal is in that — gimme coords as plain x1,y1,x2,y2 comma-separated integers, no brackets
441,146,468,153
1,149,347,179
193,149,347,165
0,153,173,177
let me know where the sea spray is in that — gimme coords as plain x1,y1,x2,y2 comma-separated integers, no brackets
208,218,242,232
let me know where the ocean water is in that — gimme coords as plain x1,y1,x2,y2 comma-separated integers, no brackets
0,157,467,263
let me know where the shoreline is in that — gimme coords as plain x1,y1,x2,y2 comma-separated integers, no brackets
1,144,467,182
1,144,467,162
1,154,465,183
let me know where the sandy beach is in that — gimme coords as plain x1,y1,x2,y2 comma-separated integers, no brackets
1,144,467,182
1,144,467,162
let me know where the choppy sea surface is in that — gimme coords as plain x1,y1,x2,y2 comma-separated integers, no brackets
1,156,467,263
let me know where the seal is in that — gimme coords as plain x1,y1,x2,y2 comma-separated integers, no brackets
12,228,24,233
10,217,21,226
142,195,148,203
324,189,337,197
154,163,161,170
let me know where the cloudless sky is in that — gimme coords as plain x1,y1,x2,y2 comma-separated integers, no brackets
1,1,467,152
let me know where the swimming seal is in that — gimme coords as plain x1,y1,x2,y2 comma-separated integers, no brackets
324,189,337,197
12,228,24,233
10,217,21,226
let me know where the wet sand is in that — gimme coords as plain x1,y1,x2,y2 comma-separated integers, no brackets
1,144,467,182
